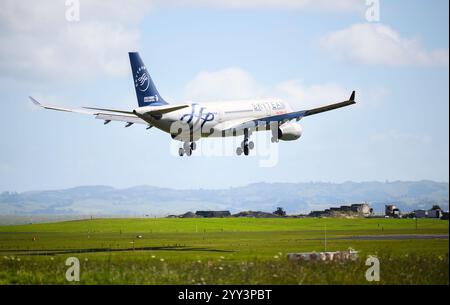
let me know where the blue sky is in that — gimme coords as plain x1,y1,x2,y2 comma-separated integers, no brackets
0,0,448,191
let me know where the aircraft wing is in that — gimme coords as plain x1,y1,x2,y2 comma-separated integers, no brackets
301,90,356,117
29,96,149,126
222,91,356,133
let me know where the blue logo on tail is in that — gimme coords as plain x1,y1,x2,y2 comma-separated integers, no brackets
135,66,150,92
129,52,168,107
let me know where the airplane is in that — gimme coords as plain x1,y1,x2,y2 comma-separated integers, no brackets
30,52,356,157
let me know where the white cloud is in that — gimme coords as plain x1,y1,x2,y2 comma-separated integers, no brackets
184,67,352,109
0,0,152,81
184,67,263,101
0,1,366,83
162,0,364,11
320,23,449,67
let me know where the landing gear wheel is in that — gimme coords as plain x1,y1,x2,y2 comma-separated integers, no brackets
190,142,197,151
236,147,243,156
244,145,249,156
178,148,185,157
183,142,190,151
186,148,193,156
248,141,254,150
271,137,278,143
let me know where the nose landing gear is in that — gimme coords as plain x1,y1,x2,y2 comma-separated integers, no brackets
179,142,197,157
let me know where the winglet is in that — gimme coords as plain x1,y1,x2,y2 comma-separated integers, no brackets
29,96,42,107
349,90,355,102
27,97,78,113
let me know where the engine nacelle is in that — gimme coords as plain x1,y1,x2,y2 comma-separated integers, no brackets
277,122,303,141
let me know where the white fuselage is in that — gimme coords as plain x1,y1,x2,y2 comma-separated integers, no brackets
137,98,292,141
31,51,355,157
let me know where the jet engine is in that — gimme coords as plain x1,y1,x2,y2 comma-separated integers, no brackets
277,122,303,141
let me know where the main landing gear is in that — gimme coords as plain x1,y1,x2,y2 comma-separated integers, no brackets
236,129,254,156
178,141,197,157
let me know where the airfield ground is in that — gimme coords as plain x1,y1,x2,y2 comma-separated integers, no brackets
0,218,448,284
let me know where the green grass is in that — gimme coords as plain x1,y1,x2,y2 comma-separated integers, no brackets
0,217,446,233
0,218,448,284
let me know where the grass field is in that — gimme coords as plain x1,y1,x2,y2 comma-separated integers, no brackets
0,217,448,284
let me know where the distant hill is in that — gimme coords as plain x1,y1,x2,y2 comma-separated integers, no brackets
0,181,448,216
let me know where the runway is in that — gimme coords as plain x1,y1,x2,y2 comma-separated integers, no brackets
330,234,449,241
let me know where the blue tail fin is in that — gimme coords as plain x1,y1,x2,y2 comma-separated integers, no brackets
129,52,168,107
